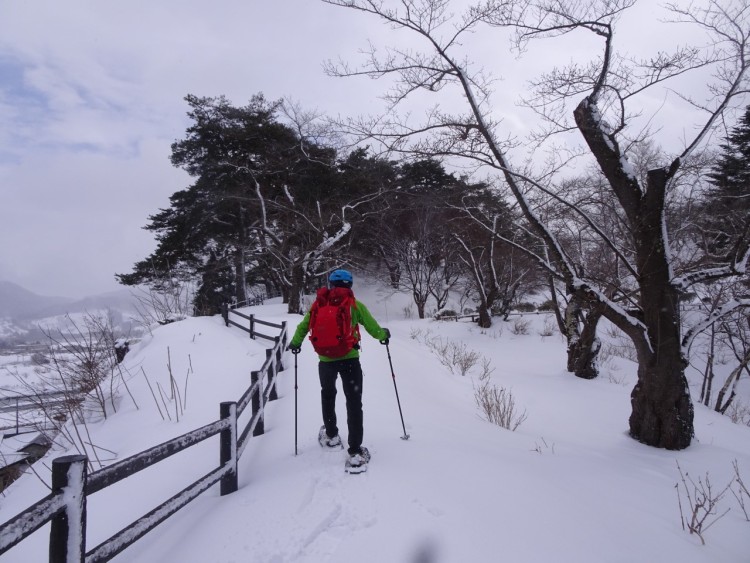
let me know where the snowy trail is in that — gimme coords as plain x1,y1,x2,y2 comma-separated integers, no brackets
121,334,482,563
113,314,748,563
1,294,749,562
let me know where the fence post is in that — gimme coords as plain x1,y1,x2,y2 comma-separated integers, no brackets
278,323,287,372
221,303,229,327
251,371,264,437
219,402,238,496
266,348,279,402
50,455,87,563
249,315,255,339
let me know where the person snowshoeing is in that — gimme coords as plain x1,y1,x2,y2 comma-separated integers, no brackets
288,269,390,473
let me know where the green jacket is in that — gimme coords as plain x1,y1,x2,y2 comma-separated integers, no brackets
290,299,387,362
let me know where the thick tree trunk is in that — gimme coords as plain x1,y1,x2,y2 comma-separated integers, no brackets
629,355,694,450
477,305,492,329
628,168,694,449
574,101,694,449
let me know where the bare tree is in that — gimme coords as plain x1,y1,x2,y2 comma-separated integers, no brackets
453,195,532,327
689,280,750,414
323,0,750,449
387,222,443,318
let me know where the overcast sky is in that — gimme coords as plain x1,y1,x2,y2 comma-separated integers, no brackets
0,0,734,299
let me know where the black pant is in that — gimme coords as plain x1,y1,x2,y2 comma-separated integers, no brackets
319,358,363,455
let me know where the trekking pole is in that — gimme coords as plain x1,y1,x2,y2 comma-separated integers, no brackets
294,350,299,455
385,342,410,440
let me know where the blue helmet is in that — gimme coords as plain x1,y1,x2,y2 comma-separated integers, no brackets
329,269,353,287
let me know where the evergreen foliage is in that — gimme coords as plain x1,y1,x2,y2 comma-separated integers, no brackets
119,94,538,320
704,105,750,255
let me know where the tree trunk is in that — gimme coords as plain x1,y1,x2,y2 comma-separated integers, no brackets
548,276,566,335
628,168,694,449
564,293,602,379
233,250,247,305
570,311,603,380
714,349,750,414
477,305,492,329
415,295,427,319
574,101,695,449
378,246,401,288
699,326,716,406
287,263,305,314
629,356,694,450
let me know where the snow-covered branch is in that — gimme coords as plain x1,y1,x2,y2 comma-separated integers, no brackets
683,298,750,354
673,246,750,289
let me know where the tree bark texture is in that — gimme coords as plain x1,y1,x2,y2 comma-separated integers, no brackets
628,169,694,449
574,101,694,449
477,306,492,329
287,263,305,315
564,293,602,380
233,250,247,305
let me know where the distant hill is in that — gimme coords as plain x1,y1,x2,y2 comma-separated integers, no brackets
0,281,138,321
0,281,74,320
31,289,139,320
0,282,144,346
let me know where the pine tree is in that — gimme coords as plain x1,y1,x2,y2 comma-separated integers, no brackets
704,106,750,255
117,94,310,310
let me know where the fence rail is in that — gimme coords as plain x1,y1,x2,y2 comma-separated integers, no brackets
222,302,286,343
0,309,288,562
0,391,79,438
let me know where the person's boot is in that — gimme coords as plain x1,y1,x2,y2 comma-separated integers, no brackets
345,447,370,473
318,425,343,449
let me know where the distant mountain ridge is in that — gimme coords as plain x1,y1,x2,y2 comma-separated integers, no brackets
0,281,136,321
0,281,74,320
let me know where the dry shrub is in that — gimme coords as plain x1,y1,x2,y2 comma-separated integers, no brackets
675,461,732,545
511,317,530,335
474,379,527,431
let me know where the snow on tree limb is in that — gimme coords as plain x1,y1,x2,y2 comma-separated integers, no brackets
682,298,750,355
673,245,750,289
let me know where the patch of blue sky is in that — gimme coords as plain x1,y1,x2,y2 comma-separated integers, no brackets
0,56,49,119
0,55,52,163
1,55,143,160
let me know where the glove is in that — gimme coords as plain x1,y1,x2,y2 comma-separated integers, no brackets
289,343,301,355
379,328,391,345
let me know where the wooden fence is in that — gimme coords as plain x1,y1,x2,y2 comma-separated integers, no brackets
0,392,73,437
221,304,284,343
0,309,288,562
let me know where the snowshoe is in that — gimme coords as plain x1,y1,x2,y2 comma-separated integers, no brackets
318,425,343,449
344,447,370,474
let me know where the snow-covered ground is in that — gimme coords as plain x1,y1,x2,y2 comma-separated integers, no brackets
1,282,749,562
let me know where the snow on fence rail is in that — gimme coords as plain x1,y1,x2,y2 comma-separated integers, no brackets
0,392,75,438
0,311,288,563
221,303,283,342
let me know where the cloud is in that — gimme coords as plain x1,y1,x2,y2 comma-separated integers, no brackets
0,0,380,297
0,0,738,298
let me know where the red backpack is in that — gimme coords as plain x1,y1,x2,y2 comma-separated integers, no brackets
308,287,359,357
